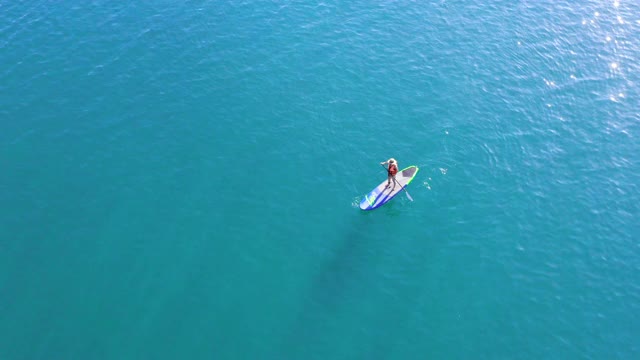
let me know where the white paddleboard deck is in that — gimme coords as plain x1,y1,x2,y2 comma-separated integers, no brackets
359,166,419,210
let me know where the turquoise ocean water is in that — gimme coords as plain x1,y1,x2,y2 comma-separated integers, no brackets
2,0,640,358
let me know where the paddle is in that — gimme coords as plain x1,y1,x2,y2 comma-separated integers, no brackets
380,164,414,202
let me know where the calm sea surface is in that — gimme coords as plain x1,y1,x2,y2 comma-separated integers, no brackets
1,1,639,358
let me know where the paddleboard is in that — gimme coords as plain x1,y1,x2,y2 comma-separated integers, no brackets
359,166,419,210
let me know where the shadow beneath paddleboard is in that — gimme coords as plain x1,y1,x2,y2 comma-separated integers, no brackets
310,215,374,308
283,212,385,356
